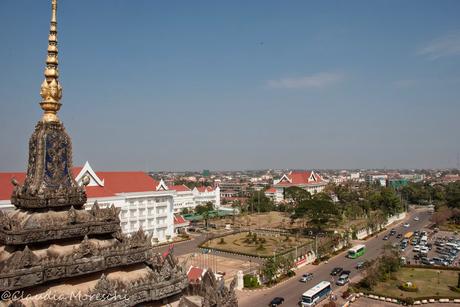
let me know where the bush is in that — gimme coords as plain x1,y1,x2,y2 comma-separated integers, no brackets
401,297,414,305
399,282,418,292
243,274,259,288
286,270,295,277
218,237,226,245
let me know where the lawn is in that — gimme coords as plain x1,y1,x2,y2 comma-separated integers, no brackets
202,231,312,257
371,267,460,299
439,222,460,233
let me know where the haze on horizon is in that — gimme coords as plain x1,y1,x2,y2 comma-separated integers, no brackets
1,0,459,172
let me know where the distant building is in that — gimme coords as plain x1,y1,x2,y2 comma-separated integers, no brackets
365,174,388,186
168,185,221,213
266,170,327,203
192,186,221,207
387,178,408,189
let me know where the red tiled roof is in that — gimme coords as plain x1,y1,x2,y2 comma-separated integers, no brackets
196,186,214,193
174,214,189,225
94,172,159,194
275,170,323,187
84,186,116,198
0,173,26,201
71,167,83,178
265,187,276,193
188,266,205,283
169,185,191,192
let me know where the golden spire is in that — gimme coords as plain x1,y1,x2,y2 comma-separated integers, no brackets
39,0,62,122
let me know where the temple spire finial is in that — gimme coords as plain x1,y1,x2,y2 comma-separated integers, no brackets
39,0,62,122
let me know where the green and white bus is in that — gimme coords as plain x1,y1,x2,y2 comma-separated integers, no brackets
347,244,366,259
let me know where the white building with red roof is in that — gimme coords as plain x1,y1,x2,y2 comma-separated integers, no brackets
192,186,220,208
0,161,176,243
266,170,327,203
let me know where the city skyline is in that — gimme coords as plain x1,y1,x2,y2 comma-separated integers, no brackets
1,0,460,171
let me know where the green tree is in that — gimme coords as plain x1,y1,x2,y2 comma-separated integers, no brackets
294,198,340,232
262,257,279,284
446,182,460,209
248,190,273,213
284,186,311,206
195,202,214,228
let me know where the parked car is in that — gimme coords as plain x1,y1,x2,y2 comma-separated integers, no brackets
269,297,284,306
420,246,429,254
403,223,410,228
414,216,420,221
330,267,343,276
390,229,397,236
413,245,421,252
400,256,407,265
433,257,448,266
397,233,403,239
383,235,389,240
336,274,350,286
421,257,434,265
299,273,314,283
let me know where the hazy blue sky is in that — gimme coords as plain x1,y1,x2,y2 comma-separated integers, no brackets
1,0,460,171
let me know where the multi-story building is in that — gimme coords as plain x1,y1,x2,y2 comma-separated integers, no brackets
0,161,176,243
365,173,388,186
266,170,327,203
192,186,221,207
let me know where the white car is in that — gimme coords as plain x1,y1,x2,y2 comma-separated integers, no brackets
420,246,429,254
413,245,421,252
403,223,410,228
414,217,420,221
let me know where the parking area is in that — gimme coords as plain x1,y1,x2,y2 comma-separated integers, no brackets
395,224,460,267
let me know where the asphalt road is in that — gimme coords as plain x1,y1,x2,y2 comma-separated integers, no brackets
238,208,432,307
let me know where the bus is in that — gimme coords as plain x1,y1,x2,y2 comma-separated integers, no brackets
347,244,366,259
404,232,413,239
300,281,332,306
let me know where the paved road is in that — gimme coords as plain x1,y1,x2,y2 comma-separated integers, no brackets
238,208,432,307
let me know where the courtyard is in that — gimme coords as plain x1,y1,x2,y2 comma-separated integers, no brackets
201,231,313,258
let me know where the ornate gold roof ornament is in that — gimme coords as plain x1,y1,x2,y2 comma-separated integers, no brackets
39,0,62,122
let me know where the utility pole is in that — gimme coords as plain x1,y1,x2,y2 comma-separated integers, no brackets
315,234,318,259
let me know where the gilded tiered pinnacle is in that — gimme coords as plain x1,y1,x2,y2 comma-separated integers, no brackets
39,0,62,122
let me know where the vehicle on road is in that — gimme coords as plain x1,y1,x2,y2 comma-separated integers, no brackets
299,273,314,283
341,270,351,277
347,244,366,259
336,274,350,286
356,261,367,269
300,281,332,307
330,267,343,276
269,297,284,306
404,223,410,228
